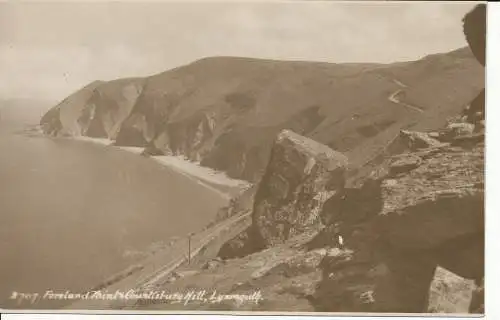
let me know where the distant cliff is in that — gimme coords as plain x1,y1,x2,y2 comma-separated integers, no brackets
40,47,483,182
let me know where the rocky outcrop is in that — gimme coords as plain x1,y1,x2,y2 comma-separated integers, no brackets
463,4,486,67
462,4,486,123
376,145,483,249
309,126,484,313
251,130,348,247
428,267,477,314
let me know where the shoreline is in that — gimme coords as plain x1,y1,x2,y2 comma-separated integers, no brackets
68,134,250,200
16,125,250,199
9,126,254,309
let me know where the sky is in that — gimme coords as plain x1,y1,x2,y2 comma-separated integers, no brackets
0,0,481,102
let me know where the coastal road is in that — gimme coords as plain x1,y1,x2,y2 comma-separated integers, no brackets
67,210,251,310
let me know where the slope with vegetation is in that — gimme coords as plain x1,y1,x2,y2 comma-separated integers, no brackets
40,47,483,182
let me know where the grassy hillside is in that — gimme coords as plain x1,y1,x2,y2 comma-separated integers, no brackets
40,47,484,181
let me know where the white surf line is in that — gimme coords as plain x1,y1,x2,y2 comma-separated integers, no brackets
152,157,233,200
73,136,114,146
152,155,248,189
116,146,144,154
70,136,248,199
388,79,424,113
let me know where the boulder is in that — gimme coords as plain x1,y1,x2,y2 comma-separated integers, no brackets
259,248,328,278
217,227,263,260
446,122,475,137
438,121,477,142
399,130,445,151
201,258,224,270
252,129,348,247
428,267,477,314
388,154,422,176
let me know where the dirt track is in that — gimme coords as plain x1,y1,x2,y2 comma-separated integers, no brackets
388,79,424,113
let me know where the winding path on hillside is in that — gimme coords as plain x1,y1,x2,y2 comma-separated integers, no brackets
349,78,426,173
388,79,424,113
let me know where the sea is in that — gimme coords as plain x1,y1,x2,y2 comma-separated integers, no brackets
0,110,228,309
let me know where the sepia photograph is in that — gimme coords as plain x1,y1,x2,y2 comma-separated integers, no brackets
0,0,486,316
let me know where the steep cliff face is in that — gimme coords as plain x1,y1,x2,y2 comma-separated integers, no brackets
251,130,348,247
41,48,483,182
80,79,145,140
40,78,144,138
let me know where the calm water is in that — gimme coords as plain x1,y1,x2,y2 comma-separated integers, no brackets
0,126,227,309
